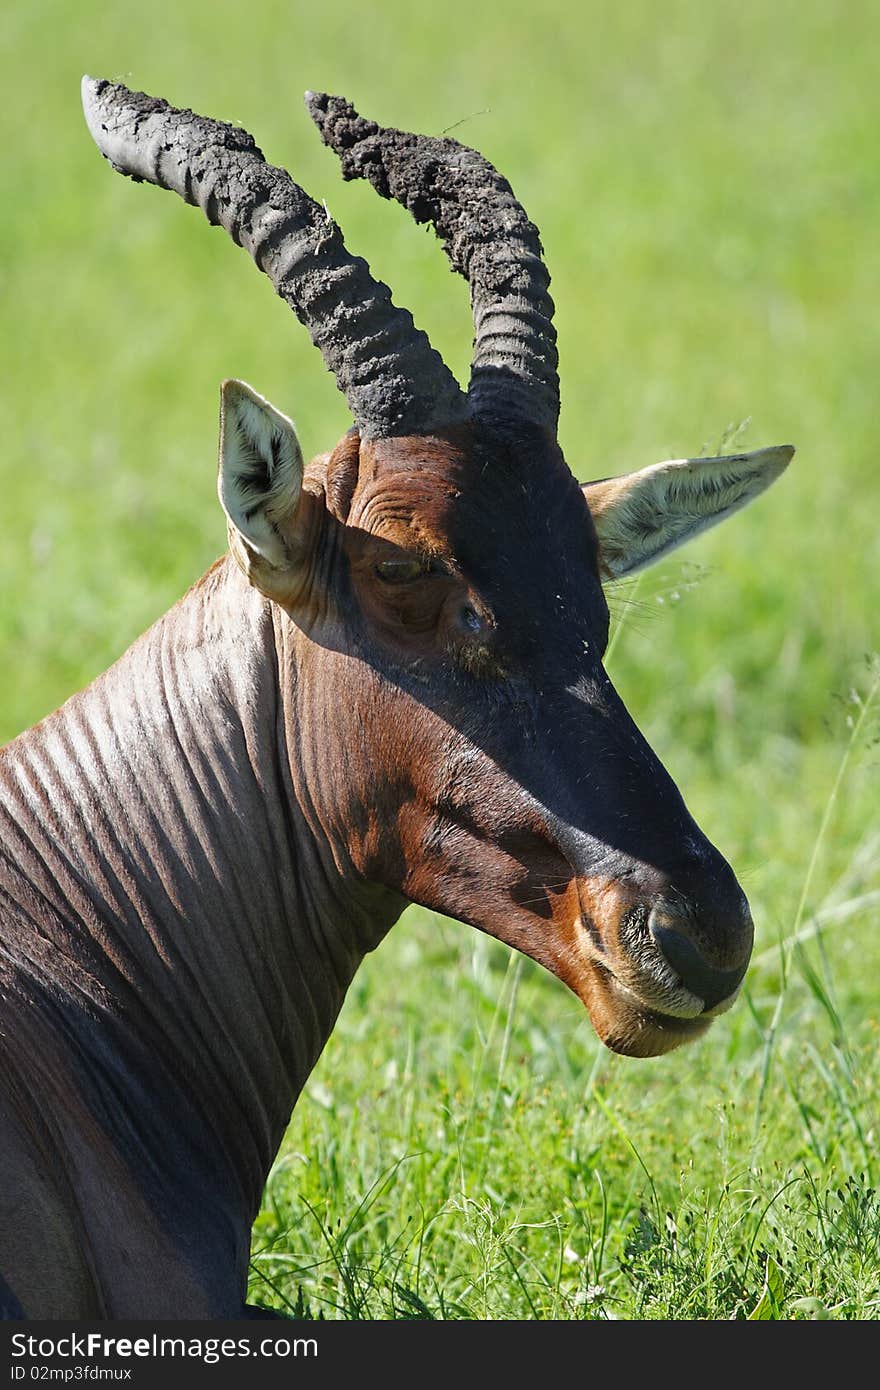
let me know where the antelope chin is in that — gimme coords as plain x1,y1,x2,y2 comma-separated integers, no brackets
578,955,744,1059
600,1007,713,1059
566,907,746,1057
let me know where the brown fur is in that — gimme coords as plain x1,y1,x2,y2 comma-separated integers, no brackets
1,79,791,1318
0,408,769,1318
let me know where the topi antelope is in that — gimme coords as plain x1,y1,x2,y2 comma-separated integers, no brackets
0,78,792,1320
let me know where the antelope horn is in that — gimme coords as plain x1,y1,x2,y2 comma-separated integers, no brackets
81,78,467,439
306,94,560,435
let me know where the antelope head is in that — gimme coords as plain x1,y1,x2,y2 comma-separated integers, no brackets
82,79,792,1056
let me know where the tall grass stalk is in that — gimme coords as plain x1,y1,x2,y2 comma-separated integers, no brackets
751,657,880,1143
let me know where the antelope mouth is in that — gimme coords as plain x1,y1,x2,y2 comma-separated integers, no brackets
572,912,745,1058
583,960,718,1057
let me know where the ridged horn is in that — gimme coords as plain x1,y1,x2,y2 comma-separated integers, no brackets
306,93,560,435
81,77,467,439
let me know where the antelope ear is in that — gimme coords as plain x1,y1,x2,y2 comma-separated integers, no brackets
583,445,794,580
218,379,304,570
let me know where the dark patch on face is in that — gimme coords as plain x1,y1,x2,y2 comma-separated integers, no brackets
340,420,609,681
286,417,753,1055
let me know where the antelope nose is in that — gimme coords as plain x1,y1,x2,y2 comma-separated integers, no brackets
648,908,751,1011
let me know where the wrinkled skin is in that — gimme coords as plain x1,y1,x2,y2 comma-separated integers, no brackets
1,73,776,1325
0,413,758,1319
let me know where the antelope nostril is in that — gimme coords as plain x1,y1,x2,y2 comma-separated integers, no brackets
649,919,748,1011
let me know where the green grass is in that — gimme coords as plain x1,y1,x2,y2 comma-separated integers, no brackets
2,0,879,1320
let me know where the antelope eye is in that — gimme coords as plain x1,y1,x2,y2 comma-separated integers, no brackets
375,556,426,584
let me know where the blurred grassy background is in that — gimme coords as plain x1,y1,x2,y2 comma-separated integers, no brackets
2,0,878,1317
